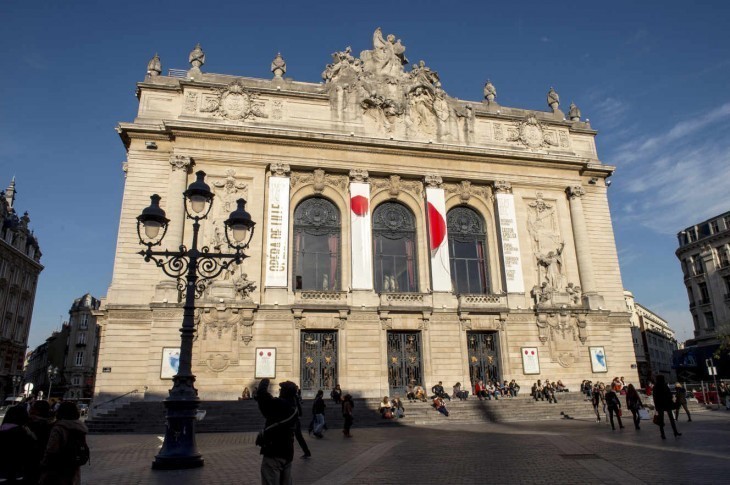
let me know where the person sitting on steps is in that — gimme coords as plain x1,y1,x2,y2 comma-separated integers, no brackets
431,381,451,401
379,396,394,419
432,395,449,417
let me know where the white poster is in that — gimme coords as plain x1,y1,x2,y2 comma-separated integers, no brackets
590,347,608,373
496,193,525,293
350,182,373,290
426,186,452,292
265,176,290,287
521,347,540,375
160,348,180,379
255,348,277,378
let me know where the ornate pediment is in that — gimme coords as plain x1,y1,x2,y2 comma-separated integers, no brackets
200,79,268,121
506,116,558,149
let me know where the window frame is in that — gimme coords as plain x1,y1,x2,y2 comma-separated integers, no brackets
372,202,419,293
446,205,490,295
291,196,342,292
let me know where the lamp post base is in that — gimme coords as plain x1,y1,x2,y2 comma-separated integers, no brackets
151,398,204,470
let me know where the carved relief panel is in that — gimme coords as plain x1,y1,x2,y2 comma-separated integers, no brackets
536,310,587,368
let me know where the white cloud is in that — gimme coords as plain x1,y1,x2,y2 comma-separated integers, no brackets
611,102,730,234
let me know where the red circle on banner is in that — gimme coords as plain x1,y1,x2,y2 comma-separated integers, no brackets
524,350,528,355
351,195,369,216
259,351,263,356
427,202,447,250
267,352,271,357
531,351,535,355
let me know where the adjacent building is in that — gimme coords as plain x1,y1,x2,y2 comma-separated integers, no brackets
624,291,677,386
95,30,638,407
24,324,69,399
675,211,730,380
63,294,101,400
0,178,43,400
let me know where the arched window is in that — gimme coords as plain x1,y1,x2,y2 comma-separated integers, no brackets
293,197,341,291
447,206,489,294
372,202,418,293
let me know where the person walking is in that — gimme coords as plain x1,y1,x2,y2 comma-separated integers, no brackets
312,390,326,438
625,384,644,430
40,401,89,485
255,379,299,485
342,394,354,438
653,375,681,440
330,384,343,404
283,385,310,459
674,383,691,422
604,387,624,430
591,384,603,422
26,400,54,484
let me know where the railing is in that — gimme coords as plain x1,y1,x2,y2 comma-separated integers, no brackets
295,291,347,304
458,293,507,309
92,386,147,410
380,293,424,304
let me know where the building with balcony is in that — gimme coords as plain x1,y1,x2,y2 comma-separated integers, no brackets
94,30,638,406
0,178,43,400
675,210,730,380
624,291,677,387
63,294,101,400
24,324,69,399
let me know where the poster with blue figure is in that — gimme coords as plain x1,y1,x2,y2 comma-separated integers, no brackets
161,348,181,379
589,346,608,373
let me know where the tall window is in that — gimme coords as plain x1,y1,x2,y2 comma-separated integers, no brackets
704,312,715,330
372,202,418,293
447,206,489,294
693,256,704,275
698,282,710,304
78,332,87,345
80,314,89,329
75,351,84,366
717,246,729,268
292,197,341,291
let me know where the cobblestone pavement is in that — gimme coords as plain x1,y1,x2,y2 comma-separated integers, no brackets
82,409,730,484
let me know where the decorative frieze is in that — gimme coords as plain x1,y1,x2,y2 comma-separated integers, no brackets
443,181,492,204
371,175,423,199
290,169,348,193
169,154,193,172
270,162,291,176
200,79,267,121
349,169,369,182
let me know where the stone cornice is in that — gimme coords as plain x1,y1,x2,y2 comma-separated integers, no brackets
117,120,612,175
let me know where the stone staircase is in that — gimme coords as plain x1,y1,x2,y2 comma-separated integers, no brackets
87,392,617,434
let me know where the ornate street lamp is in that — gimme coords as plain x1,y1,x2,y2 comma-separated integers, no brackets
137,170,255,470
47,365,58,398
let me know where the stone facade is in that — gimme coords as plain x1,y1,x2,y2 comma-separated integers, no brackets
95,31,637,406
624,290,677,387
63,294,101,400
0,179,43,400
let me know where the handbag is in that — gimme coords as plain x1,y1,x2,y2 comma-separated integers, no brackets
652,412,662,426
256,408,298,448
617,408,622,417
638,408,650,420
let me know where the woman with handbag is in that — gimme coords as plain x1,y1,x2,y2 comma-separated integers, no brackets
604,388,624,430
652,375,681,440
625,384,643,430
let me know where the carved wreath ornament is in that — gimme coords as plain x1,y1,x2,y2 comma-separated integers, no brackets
201,79,268,121
507,116,558,149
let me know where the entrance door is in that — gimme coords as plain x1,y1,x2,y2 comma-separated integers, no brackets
467,331,501,387
300,331,337,393
387,331,423,395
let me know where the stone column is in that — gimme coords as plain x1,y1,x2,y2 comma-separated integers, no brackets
566,185,603,309
493,181,525,294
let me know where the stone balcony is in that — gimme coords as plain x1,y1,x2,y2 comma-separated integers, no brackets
379,292,433,309
294,290,348,307
457,294,508,312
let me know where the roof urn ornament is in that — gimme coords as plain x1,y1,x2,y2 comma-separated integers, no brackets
568,102,581,121
547,87,560,111
147,53,162,77
271,52,286,79
189,43,206,72
484,79,497,103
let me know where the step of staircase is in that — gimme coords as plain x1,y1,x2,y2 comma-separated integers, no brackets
85,393,711,434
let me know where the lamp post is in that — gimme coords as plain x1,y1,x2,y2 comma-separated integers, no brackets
136,170,255,470
47,365,58,398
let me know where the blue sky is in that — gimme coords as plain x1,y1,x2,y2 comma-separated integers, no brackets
2,0,728,348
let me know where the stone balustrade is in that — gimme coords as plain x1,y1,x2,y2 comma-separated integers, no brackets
458,294,507,310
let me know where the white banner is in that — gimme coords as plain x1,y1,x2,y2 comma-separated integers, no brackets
350,182,373,290
496,192,524,293
265,176,290,287
426,187,451,292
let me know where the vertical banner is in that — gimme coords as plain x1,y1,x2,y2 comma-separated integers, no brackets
496,193,525,293
350,182,373,290
426,187,452,292
265,176,290,287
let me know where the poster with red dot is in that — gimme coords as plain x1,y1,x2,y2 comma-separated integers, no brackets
255,347,277,378
521,347,540,375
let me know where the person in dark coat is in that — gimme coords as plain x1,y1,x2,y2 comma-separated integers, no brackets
342,394,354,438
625,384,644,430
26,400,54,484
312,390,326,438
604,388,624,430
674,383,691,422
282,385,310,459
40,401,88,485
652,375,681,439
256,379,299,485
0,404,36,483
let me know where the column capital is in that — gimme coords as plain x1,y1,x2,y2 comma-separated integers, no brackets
425,174,443,188
269,162,291,177
169,154,193,172
566,185,586,199
493,180,512,194
349,169,369,182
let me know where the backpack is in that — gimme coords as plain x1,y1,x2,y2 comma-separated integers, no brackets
64,430,90,467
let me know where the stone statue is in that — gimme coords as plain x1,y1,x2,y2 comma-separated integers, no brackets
322,274,329,291
568,102,581,121
547,87,560,111
566,283,582,305
362,27,408,78
271,53,286,78
531,282,552,306
483,79,496,103
189,43,205,70
234,273,257,301
537,242,565,291
147,53,161,77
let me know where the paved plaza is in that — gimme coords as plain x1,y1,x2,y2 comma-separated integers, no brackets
81,408,730,484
